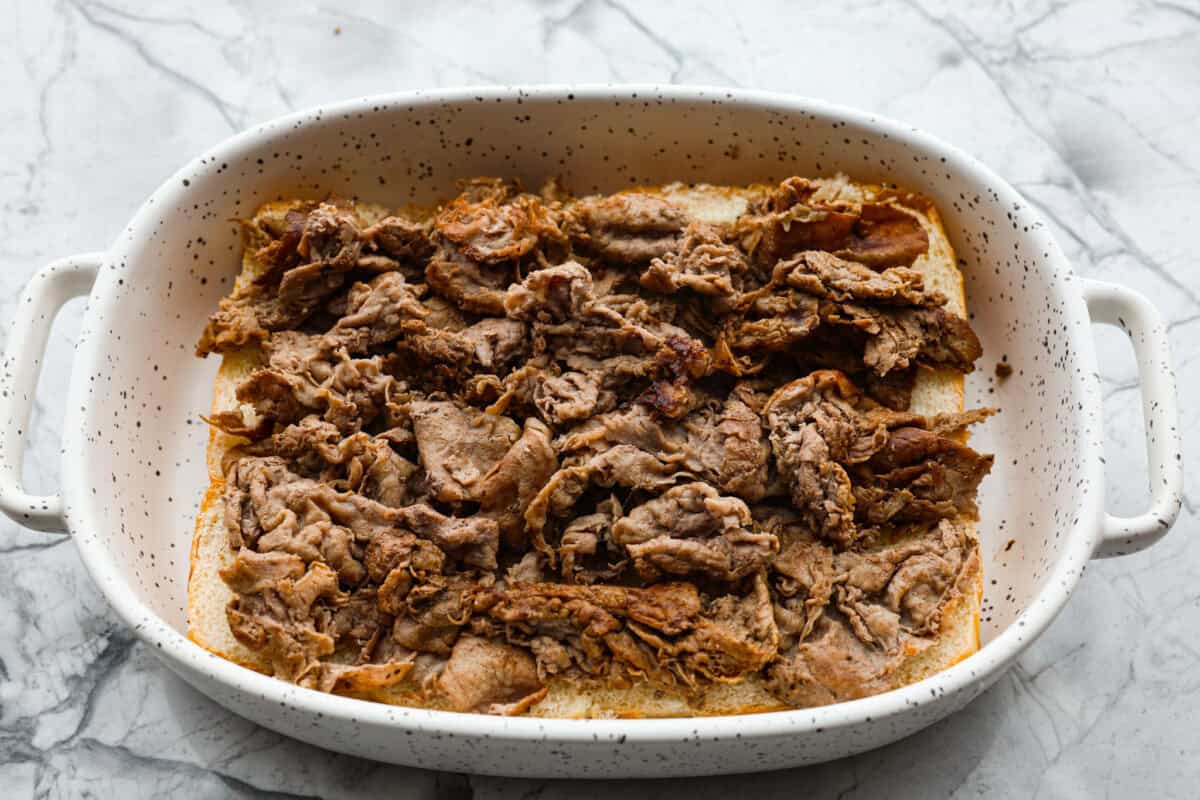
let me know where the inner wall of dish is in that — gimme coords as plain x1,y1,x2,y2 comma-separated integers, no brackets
86,91,1086,645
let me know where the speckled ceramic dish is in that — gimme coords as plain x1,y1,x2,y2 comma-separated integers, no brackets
0,87,1183,778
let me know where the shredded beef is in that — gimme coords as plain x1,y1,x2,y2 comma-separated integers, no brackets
201,176,992,714
736,177,929,269
611,483,778,581
719,251,982,377
409,400,520,504
763,370,993,547
640,224,745,298
567,192,689,264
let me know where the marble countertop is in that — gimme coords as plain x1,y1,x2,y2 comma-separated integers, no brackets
1,1,1197,796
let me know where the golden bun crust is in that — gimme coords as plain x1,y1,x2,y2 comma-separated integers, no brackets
187,177,981,717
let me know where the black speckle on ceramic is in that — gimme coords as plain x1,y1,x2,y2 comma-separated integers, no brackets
35,87,1163,778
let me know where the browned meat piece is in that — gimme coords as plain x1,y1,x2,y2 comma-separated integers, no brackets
490,581,704,663
319,660,415,696
244,416,418,507
223,557,347,687
327,272,428,352
220,548,305,595
224,456,499,571
196,294,271,356
568,192,690,264
504,261,595,322
363,215,434,263
391,504,501,571
277,204,363,302
677,388,771,502
409,401,520,504
559,394,770,503
765,519,977,706
458,318,528,372
640,223,745,297
764,371,992,547
618,572,779,682
852,425,994,526
437,636,546,714
762,372,883,546
434,189,566,264
611,483,778,581
833,202,932,269
524,444,681,556
476,418,558,547
392,575,486,655
329,587,392,662
736,177,929,269
197,203,366,355
364,531,445,585
396,317,528,384
767,520,836,641
674,573,779,680
720,251,981,377
222,456,367,584
211,331,398,437
765,612,888,706
532,370,608,427
557,496,626,584
832,303,982,377
426,251,511,315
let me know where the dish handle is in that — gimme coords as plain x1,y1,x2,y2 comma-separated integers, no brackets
0,253,103,533
1083,279,1184,558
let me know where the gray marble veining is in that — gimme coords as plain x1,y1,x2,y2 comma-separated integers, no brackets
1,0,1196,797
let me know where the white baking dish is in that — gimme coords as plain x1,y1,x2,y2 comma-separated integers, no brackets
0,87,1183,778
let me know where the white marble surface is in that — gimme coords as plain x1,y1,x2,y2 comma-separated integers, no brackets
1,0,1196,796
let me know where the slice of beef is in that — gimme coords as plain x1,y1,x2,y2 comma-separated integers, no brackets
363,215,434,263
410,401,520,504
326,272,428,352
567,192,690,264
504,261,595,322
476,418,559,548
851,425,994,526
624,572,779,683
225,456,499,570
767,519,836,641
222,556,347,686
524,444,682,557
391,574,489,655
720,251,982,377
677,388,771,502
319,660,415,695
215,331,397,437
533,370,609,428
736,177,929,269
559,394,770,504
433,188,566,264
490,581,702,649
558,496,627,584
197,203,365,356
765,519,978,706
611,483,778,582
640,223,745,298
244,416,417,507
222,456,367,585
763,370,993,547
425,250,512,315
437,636,546,714
396,317,528,383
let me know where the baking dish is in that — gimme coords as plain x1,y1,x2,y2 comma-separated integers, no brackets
0,87,1182,778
